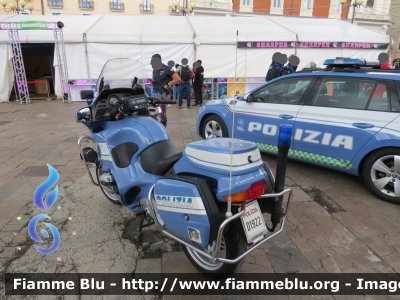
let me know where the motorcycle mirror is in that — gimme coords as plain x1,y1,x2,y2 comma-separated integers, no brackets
246,94,253,103
77,107,91,122
80,90,94,101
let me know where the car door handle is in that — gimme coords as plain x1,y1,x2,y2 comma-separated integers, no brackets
279,114,294,120
352,122,374,129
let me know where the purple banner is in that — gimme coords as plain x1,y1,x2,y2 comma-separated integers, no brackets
238,41,389,50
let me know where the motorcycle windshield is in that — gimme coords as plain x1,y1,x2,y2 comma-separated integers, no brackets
96,58,148,91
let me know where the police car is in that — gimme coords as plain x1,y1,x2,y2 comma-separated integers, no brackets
196,58,400,204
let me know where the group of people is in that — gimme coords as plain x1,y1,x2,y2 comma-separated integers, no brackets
172,59,205,109
266,53,299,82
150,53,204,128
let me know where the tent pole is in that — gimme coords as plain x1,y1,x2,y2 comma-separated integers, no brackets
185,15,197,62
83,33,90,78
82,15,105,78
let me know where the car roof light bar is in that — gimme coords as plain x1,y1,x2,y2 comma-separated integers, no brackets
323,57,381,68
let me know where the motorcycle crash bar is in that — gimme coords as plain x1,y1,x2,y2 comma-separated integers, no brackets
147,186,292,264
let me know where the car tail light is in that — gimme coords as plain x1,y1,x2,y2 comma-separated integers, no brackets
223,180,267,203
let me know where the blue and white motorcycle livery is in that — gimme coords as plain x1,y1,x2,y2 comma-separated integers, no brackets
76,59,293,277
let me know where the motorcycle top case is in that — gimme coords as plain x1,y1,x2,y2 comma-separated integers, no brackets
154,178,211,247
181,138,264,176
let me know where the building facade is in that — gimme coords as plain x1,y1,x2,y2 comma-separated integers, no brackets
0,0,233,16
233,0,392,34
386,0,400,67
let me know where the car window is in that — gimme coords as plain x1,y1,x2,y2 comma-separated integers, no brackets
252,77,312,105
312,77,384,110
367,83,390,111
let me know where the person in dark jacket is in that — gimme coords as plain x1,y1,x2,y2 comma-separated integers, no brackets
193,60,204,107
266,52,285,82
150,54,181,127
282,54,299,76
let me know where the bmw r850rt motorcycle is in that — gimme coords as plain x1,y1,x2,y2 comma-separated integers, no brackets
76,58,293,278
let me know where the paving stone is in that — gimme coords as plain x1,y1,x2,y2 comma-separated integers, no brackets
290,186,313,202
0,247,16,258
11,227,28,247
0,200,29,230
241,248,274,273
1,222,29,232
0,231,16,245
162,251,199,274
261,232,313,273
135,258,161,273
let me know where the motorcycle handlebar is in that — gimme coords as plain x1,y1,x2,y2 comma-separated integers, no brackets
103,106,119,118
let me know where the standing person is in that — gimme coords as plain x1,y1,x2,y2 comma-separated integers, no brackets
282,54,298,76
150,54,181,127
266,52,285,82
176,58,195,109
193,60,204,107
172,64,180,101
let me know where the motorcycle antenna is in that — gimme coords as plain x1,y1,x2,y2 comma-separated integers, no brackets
226,29,239,218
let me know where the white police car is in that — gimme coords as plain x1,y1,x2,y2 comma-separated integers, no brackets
196,58,400,204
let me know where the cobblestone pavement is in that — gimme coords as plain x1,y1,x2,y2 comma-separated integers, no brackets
0,99,400,300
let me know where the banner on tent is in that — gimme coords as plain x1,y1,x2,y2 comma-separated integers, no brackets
0,21,57,30
238,41,389,50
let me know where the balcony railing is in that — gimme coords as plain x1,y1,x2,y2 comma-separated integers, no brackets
47,0,63,8
193,0,232,10
110,1,124,11
79,0,94,9
140,3,153,13
353,11,390,21
169,5,183,14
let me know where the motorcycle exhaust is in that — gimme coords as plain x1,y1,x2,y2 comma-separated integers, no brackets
270,124,292,231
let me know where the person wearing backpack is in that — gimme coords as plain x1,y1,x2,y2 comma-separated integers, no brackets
176,58,195,109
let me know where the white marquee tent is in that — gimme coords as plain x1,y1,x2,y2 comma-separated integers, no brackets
0,14,391,102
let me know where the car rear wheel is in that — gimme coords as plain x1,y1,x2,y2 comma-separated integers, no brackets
201,115,228,139
362,148,400,204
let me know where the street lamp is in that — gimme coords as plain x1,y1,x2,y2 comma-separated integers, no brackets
0,0,34,14
340,0,365,24
172,0,196,16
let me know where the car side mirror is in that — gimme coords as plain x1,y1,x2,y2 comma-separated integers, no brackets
77,107,91,122
246,94,253,103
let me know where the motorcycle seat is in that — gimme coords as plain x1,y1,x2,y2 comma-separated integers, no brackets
141,140,183,175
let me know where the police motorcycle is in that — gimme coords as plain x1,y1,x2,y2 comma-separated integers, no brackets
76,58,293,277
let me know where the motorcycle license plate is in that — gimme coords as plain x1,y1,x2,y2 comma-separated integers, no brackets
240,200,268,244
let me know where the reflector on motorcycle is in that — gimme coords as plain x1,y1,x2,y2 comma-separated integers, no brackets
223,180,267,202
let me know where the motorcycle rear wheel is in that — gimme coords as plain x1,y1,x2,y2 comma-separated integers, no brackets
182,224,246,278
96,166,121,205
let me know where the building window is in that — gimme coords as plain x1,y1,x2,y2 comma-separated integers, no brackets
48,0,62,7
142,0,151,11
366,0,374,7
79,0,94,9
52,12,61,15
242,0,250,5
110,0,124,10
330,0,339,12
273,0,281,8
303,0,311,10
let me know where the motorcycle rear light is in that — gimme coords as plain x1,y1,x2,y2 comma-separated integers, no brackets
223,180,267,203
